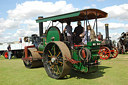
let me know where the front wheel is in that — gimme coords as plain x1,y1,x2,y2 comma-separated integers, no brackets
22,48,43,68
98,47,111,60
43,41,72,79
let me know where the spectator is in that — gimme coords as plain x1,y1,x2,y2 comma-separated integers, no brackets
7,44,11,60
19,38,22,43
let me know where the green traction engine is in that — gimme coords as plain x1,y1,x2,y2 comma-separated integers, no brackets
22,9,108,79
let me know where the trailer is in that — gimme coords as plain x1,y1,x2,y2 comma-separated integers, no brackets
0,37,33,58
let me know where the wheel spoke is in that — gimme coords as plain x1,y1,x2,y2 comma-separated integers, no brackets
113,54,116,56
48,55,52,57
105,55,108,58
54,46,56,56
48,50,53,56
106,52,110,54
51,65,55,74
56,65,60,74
48,60,51,63
58,61,63,64
57,52,61,57
102,55,105,58
50,65,54,68
52,67,54,74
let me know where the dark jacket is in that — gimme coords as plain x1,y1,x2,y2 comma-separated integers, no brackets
7,45,11,51
74,25,84,44
74,25,84,37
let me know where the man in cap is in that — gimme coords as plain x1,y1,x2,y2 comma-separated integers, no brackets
74,21,84,44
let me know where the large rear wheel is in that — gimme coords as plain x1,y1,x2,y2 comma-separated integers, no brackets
111,47,118,58
43,41,72,79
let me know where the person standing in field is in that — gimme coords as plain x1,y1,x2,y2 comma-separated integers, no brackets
7,44,11,60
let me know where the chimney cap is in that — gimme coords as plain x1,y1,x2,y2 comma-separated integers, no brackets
105,24,108,26
38,16,43,19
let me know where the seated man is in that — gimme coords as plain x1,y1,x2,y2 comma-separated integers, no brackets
63,21,73,49
80,25,96,44
74,21,84,44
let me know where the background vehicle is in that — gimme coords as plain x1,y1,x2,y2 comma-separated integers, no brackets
0,37,32,58
98,24,118,60
117,32,128,54
22,8,108,79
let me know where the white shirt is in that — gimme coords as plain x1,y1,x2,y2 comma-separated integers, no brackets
82,30,90,44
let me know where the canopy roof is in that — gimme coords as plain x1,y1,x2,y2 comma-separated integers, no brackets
36,8,107,23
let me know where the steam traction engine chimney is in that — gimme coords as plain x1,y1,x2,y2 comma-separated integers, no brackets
38,16,43,37
105,24,109,40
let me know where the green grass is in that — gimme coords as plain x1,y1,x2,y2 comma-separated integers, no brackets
0,54,128,85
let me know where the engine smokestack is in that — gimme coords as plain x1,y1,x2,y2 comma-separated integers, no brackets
38,16,43,37
105,24,109,40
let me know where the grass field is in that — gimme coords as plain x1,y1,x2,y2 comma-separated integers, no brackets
0,54,128,85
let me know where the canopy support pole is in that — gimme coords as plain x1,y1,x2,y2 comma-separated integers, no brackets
96,12,98,37
86,10,88,42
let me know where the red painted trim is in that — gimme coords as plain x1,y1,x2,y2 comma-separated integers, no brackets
24,45,35,58
82,49,86,58
110,50,114,52
4,52,8,58
22,57,32,60
65,55,81,64
74,45,82,47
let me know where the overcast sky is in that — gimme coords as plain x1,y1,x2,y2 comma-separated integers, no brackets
0,0,128,43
